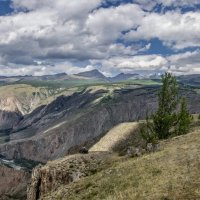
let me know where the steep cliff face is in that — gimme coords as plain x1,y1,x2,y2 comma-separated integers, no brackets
27,152,112,200
0,84,77,132
0,87,199,162
0,97,23,131
0,87,158,162
0,165,30,200
0,110,23,131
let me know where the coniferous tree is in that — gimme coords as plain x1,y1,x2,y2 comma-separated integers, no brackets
141,72,192,142
152,72,179,139
177,98,192,135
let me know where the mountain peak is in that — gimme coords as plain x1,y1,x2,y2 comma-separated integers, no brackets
76,69,106,79
111,72,139,81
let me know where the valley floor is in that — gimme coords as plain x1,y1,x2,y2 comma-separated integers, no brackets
42,126,200,200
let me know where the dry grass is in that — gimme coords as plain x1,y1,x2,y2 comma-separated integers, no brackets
42,126,200,200
89,122,139,152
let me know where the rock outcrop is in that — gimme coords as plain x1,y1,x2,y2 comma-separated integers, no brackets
0,110,22,131
0,165,30,200
27,152,112,200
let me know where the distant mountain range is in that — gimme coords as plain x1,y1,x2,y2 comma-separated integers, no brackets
177,74,200,86
0,69,159,82
0,70,200,86
109,73,141,82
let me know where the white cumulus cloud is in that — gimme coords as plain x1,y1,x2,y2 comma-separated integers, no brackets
0,0,199,75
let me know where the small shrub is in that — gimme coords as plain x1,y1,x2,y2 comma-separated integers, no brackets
140,121,158,145
100,94,112,103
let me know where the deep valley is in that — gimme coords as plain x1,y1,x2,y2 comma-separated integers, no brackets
0,71,199,200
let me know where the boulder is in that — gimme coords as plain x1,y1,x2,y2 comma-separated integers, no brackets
146,143,154,152
79,147,89,154
126,147,146,157
146,143,161,152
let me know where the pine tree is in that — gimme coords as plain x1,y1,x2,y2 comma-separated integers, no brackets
152,72,179,139
141,72,192,142
177,98,192,135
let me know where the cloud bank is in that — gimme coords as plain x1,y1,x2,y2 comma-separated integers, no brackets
0,0,199,76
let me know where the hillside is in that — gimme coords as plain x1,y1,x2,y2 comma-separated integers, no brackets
0,83,199,163
39,125,200,200
89,122,139,152
0,84,79,115
178,74,200,87
0,84,79,142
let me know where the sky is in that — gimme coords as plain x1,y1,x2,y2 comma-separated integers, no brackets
0,0,200,76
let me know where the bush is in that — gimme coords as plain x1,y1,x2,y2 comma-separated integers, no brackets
140,120,158,145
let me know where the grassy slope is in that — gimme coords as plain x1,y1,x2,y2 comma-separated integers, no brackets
89,122,139,152
42,125,200,200
0,84,79,114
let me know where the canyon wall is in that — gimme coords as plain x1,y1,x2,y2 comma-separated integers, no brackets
0,87,199,163
0,166,30,200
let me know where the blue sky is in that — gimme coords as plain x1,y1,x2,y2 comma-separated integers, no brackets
0,0,12,15
0,0,200,76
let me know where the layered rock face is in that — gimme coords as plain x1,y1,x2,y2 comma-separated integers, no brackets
0,84,76,132
27,152,111,200
0,166,30,200
0,87,158,162
0,87,199,163
0,110,22,131
0,97,23,131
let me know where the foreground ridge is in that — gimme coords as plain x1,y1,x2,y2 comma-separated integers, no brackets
28,124,200,200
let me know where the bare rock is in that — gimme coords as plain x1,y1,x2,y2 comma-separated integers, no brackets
27,152,111,200
146,143,161,152
146,143,154,152
126,147,145,157
27,165,42,200
79,147,88,154
154,143,161,151
0,165,30,199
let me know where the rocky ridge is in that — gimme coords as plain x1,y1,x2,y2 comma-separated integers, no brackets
27,152,113,200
